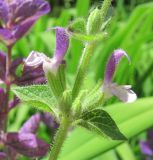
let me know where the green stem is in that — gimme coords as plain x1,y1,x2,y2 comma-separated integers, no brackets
72,43,95,99
72,0,112,100
49,117,71,160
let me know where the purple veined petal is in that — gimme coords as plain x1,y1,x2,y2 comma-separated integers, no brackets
43,27,69,74
15,65,46,85
20,113,41,134
0,28,16,46
140,141,153,156
25,51,46,67
10,0,50,24
108,83,137,103
5,132,50,157
54,27,69,62
0,152,7,159
0,52,6,81
0,0,9,23
13,17,36,41
104,49,130,84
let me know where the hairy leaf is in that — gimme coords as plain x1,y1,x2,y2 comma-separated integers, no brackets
78,108,126,140
12,85,55,113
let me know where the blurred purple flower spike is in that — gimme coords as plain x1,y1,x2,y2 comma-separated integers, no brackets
102,49,137,103
0,152,6,159
20,113,41,134
0,0,50,46
25,27,69,74
5,132,50,157
140,130,153,157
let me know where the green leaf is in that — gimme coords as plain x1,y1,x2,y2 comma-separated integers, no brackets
78,108,126,140
59,97,153,160
12,85,55,113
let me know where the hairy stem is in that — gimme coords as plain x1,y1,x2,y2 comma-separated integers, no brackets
49,117,71,160
4,45,12,132
72,43,95,99
72,0,112,100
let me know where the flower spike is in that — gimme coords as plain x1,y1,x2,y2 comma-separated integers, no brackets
102,49,137,103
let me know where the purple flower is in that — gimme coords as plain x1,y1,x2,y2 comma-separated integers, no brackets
0,152,6,159
102,49,137,103
140,130,153,157
25,27,69,74
0,52,46,85
0,0,50,46
20,113,41,134
41,112,59,132
4,132,50,157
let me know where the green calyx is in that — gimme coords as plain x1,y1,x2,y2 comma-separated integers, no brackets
68,18,86,34
46,64,66,100
59,90,72,115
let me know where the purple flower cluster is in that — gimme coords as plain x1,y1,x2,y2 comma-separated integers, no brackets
0,0,50,47
0,0,59,158
0,113,58,158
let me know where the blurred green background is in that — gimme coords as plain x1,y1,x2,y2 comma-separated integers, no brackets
2,0,153,159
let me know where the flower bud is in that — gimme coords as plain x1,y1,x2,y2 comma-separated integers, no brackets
86,8,102,34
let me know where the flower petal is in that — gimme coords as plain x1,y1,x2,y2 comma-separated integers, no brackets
54,27,69,62
20,113,41,134
5,132,49,157
140,141,153,156
0,0,9,23
11,0,50,24
0,28,16,46
15,65,46,85
43,27,69,73
13,17,36,41
104,49,130,83
25,51,46,67
109,83,137,103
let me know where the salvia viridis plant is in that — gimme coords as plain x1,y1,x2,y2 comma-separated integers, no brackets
0,0,137,159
